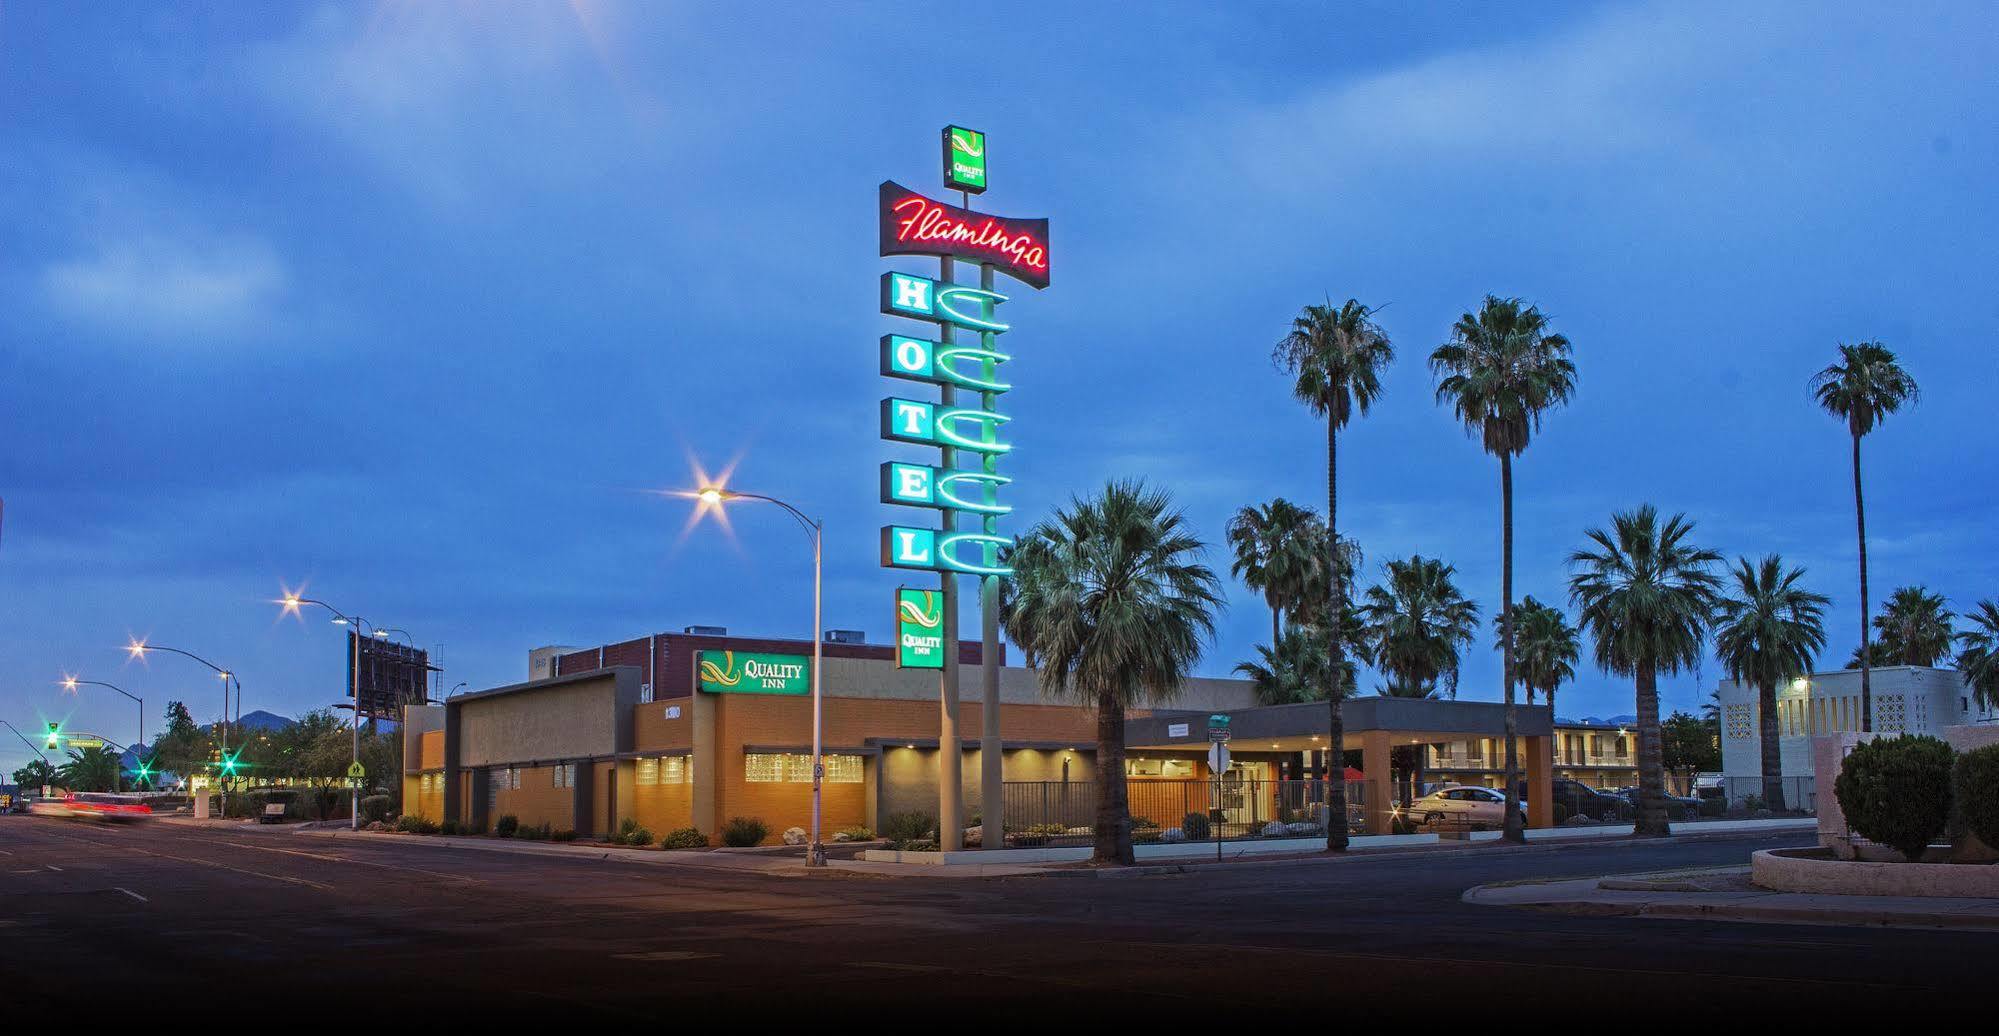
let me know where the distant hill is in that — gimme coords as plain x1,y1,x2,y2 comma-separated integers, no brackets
236,710,293,732
1558,714,1639,727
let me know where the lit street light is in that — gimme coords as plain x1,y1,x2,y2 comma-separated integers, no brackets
126,639,239,814
280,592,396,830
60,675,145,752
683,484,827,867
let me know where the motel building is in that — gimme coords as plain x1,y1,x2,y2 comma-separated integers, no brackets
401,628,1580,844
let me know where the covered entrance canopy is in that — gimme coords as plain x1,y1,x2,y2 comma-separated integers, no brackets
1123,697,1555,834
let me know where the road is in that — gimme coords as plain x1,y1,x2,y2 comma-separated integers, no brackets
1,817,1984,1019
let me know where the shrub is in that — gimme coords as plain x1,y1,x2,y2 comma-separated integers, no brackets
879,811,934,843
495,814,519,837
551,829,578,842
833,825,874,842
614,818,654,847
1953,744,1999,850
395,814,439,835
515,822,553,841
1834,734,1955,861
660,827,708,849
721,816,770,847
439,820,461,836
360,795,394,823
1180,811,1211,841
1698,796,1727,818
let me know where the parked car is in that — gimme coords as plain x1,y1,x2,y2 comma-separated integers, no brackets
1517,779,1628,822
1407,785,1526,830
1617,786,1701,821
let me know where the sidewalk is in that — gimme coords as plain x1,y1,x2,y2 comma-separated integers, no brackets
1465,865,1999,931
291,817,1814,881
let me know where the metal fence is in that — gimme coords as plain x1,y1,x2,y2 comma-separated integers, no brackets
1703,776,1816,813
1000,779,1370,847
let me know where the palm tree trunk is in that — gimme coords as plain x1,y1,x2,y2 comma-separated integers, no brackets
1095,691,1133,865
1757,678,1786,811
1325,420,1349,852
1500,453,1523,843
1853,432,1872,732
1634,661,1670,837
1272,606,1282,653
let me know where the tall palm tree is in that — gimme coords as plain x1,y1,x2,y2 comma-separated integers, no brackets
1713,555,1829,811
1431,295,1576,842
1569,506,1721,837
1845,641,1895,670
57,745,124,792
1510,596,1580,718
1872,585,1954,666
1811,341,1918,731
1225,499,1319,647
1234,627,1352,706
1274,297,1393,851
1954,601,1999,713
1002,481,1223,865
1359,556,1481,700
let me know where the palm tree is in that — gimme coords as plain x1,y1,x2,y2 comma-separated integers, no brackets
1359,556,1481,700
1811,341,1918,731
1954,600,1999,713
1508,596,1580,718
1234,627,1352,706
1431,295,1577,842
1002,481,1223,865
1872,585,1954,666
1225,498,1320,647
1713,556,1829,811
11,758,58,792
1274,297,1393,851
57,745,124,792
1845,641,1895,670
1568,505,1722,837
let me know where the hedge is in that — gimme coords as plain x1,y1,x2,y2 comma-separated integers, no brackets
1834,734,1954,861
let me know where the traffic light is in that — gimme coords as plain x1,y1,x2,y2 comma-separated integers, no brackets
44,721,59,750
218,748,243,778
134,757,155,788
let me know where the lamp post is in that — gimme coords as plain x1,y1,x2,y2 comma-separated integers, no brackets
2,719,51,765
60,677,144,756
279,594,374,830
126,640,238,814
693,485,826,868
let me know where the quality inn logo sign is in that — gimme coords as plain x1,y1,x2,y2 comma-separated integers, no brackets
895,587,946,670
696,650,810,695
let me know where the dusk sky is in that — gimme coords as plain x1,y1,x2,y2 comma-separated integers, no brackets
3,2,1993,774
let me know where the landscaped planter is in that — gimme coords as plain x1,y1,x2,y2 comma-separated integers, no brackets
1751,847,1999,899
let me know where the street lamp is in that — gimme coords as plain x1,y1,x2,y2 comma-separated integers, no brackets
126,639,239,814
686,485,826,868
60,676,145,752
280,593,377,831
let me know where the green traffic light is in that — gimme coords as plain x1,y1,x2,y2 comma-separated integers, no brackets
44,721,60,750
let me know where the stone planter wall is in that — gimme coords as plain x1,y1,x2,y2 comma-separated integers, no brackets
1752,847,1999,899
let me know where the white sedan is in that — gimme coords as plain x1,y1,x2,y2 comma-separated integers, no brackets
1406,785,1527,831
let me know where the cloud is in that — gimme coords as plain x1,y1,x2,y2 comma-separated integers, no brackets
40,233,286,338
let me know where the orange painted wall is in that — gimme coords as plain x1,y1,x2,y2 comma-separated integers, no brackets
632,703,691,753
628,770,694,838
492,766,574,832
418,730,444,770
402,770,445,821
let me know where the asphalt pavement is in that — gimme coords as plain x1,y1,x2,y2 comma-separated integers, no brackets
1,816,1985,1020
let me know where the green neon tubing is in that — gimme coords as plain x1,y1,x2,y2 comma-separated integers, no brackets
936,286,1010,333
936,345,1012,391
936,408,1011,453
939,533,1013,576
936,471,1012,514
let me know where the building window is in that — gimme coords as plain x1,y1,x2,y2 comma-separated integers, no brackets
496,766,521,790
640,682,655,704
1125,758,1195,778
745,754,783,783
553,763,574,789
637,757,659,786
821,755,862,783
636,757,688,786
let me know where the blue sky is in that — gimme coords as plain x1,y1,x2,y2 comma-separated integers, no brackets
3,2,1994,773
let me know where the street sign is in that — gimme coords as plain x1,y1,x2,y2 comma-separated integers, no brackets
1207,742,1230,774
1208,713,1231,742
66,736,105,750
942,125,987,195
345,760,366,789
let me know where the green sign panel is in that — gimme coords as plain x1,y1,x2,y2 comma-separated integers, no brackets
880,397,1012,454
879,334,1010,393
696,650,810,695
881,525,1010,577
943,125,987,194
880,461,1010,515
346,760,366,788
896,588,946,669
880,272,1010,333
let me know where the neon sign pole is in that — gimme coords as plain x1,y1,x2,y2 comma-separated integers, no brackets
879,128,1048,851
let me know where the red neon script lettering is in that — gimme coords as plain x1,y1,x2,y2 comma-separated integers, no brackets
892,196,1048,274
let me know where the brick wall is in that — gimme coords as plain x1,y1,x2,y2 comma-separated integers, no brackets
492,765,575,832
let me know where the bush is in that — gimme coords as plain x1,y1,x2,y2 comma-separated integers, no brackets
879,811,934,843
360,795,394,823
395,814,439,835
551,829,577,842
833,825,874,842
514,821,553,841
660,827,708,849
1834,734,1955,861
1699,795,1727,818
1953,744,1999,850
721,816,770,847
614,818,654,847
1180,811,1211,841
494,814,519,837
439,820,461,836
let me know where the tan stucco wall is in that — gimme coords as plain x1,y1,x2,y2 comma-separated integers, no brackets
457,676,618,767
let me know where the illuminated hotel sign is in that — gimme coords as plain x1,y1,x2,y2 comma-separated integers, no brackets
896,587,946,669
695,651,809,695
942,126,986,195
879,127,1046,580
880,181,1047,289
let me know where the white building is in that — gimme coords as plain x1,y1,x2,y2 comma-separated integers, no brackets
1717,665,1997,781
